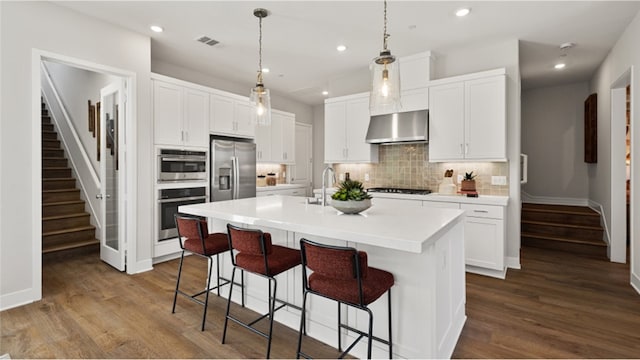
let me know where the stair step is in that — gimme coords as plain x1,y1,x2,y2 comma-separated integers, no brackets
42,200,85,217
42,178,76,190
43,157,67,167
522,233,607,259
42,148,64,158
42,131,57,140
522,203,601,227
43,225,96,247
42,109,48,116
521,220,604,241
42,123,54,131
43,238,99,254
42,139,61,148
43,167,72,179
43,189,80,202
41,116,51,124
43,212,91,232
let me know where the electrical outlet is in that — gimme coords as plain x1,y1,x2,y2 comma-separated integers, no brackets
457,174,463,183
364,173,370,181
491,176,507,185
339,173,345,181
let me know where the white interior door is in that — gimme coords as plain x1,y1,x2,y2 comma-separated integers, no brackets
99,80,126,271
292,123,312,195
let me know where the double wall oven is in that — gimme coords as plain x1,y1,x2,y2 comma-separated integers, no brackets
156,149,207,244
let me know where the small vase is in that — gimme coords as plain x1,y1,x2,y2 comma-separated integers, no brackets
461,180,476,192
439,177,456,195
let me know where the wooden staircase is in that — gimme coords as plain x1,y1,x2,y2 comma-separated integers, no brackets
521,203,607,258
42,101,99,253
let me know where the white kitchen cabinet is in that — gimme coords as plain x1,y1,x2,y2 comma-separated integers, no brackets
255,110,295,164
210,92,255,138
324,93,378,163
461,203,505,273
372,197,422,207
153,79,209,148
256,186,305,197
428,69,506,162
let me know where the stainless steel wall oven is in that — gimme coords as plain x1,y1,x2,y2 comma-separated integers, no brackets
157,187,207,241
158,149,207,182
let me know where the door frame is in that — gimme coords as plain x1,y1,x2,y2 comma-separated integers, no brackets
32,49,138,300
292,122,313,195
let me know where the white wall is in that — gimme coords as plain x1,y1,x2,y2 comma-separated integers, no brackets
43,61,118,174
0,1,152,310
589,10,640,286
432,39,522,268
522,82,591,199
151,59,314,126
312,104,325,188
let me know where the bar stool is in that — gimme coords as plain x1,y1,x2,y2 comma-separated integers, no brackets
297,238,394,359
223,224,302,359
172,214,244,331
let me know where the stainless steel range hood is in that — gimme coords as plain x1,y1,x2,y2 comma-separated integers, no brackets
365,110,428,144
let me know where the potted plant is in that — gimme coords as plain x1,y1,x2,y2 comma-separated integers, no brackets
331,179,372,214
460,171,477,192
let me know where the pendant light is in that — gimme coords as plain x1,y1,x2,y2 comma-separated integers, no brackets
370,0,401,114
250,8,272,126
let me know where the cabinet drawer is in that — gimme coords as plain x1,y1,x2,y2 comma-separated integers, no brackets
461,204,503,219
423,201,460,209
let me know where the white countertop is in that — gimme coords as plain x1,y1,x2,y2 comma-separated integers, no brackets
313,188,509,206
256,183,305,192
180,195,465,254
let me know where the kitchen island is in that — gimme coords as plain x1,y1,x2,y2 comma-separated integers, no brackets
180,195,466,359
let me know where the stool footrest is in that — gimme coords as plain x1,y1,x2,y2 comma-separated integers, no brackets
340,323,391,347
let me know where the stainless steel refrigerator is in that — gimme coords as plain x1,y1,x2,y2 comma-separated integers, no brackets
210,136,256,202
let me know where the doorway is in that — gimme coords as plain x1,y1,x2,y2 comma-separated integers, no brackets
292,123,313,196
34,50,137,298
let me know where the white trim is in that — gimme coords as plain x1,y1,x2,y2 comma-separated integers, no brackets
631,271,640,296
588,199,611,247
427,67,506,87
0,288,37,312
32,50,141,297
520,191,588,206
40,62,101,228
466,265,507,279
506,256,521,270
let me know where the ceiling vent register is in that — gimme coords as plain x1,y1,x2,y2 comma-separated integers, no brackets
195,36,220,47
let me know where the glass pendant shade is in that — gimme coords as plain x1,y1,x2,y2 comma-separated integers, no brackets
250,81,271,126
370,51,401,113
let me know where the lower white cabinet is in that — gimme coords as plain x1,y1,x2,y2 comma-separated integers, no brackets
460,203,505,274
256,186,305,197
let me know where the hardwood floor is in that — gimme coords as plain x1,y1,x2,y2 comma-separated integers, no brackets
2,246,640,358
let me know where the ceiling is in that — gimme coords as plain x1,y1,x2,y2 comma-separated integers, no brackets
55,1,640,105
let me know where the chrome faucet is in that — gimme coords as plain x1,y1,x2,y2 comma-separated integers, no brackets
321,166,336,206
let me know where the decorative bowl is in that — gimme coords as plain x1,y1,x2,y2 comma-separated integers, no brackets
331,199,372,214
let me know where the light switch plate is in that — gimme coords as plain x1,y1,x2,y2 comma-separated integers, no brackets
491,176,507,185
365,173,370,181
457,174,463,183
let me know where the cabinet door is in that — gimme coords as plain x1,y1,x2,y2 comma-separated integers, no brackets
428,83,465,161
153,81,183,146
183,87,209,147
401,87,429,113
345,96,377,162
324,101,347,162
270,112,285,162
234,99,256,138
210,94,235,135
464,217,504,270
465,76,506,160
281,114,296,164
255,122,271,162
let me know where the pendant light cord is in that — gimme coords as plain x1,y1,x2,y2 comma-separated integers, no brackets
382,0,389,51
257,15,263,84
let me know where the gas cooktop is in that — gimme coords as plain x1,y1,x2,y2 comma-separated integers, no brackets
367,187,432,195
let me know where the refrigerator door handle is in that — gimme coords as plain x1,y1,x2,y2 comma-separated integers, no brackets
232,156,240,199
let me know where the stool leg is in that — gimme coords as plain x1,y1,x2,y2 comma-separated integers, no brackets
337,301,342,352
266,278,277,359
216,254,221,296
222,266,237,344
296,291,309,359
387,289,393,359
366,308,374,359
241,269,245,307
201,255,214,331
172,250,186,313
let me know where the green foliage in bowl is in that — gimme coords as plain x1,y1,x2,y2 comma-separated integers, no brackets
331,179,372,201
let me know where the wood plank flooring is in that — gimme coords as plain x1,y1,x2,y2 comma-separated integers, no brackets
2,246,640,358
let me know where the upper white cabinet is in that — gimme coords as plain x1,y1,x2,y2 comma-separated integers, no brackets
153,79,209,148
324,93,378,163
255,110,295,164
210,92,255,139
428,69,507,162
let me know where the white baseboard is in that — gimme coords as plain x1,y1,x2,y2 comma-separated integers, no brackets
127,259,153,274
466,265,506,279
506,256,521,270
0,288,39,312
632,271,640,295
521,191,588,206
588,199,611,247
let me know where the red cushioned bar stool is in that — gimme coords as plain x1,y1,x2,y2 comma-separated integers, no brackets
222,224,302,359
172,214,244,331
297,238,394,359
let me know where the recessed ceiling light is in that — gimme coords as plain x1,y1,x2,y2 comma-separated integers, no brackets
455,8,471,17
322,91,329,96
555,63,566,70
336,45,347,52
150,25,164,33
262,68,270,73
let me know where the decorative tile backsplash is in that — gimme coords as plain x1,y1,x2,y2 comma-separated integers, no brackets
256,163,287,184
333,144,509,196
